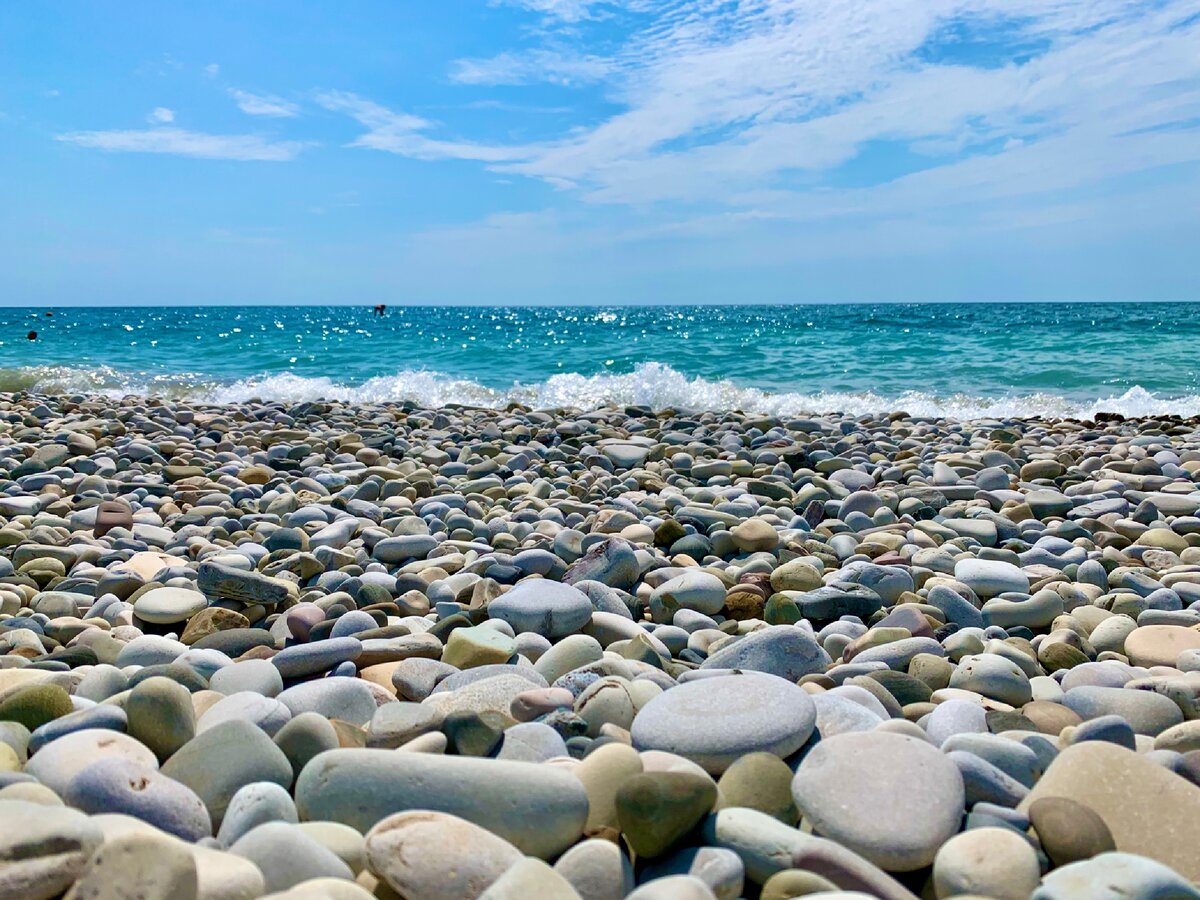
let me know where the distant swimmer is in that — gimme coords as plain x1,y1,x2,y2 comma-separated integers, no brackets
373,304,386,316
45,311,53,317
27,330,37,341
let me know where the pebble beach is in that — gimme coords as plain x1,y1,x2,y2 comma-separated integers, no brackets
3,392,1200,900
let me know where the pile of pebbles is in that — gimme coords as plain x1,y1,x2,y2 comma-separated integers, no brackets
1,392,1200,899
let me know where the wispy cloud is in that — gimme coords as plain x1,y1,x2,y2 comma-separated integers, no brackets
203,63,220,78
229,88,300,118
317,0,1200,240
56,127,307,161
450,49,611,87
315,90,526,162
147,107,174,124
489,0,617,23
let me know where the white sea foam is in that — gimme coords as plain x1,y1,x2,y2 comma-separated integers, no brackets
5,362,1200,420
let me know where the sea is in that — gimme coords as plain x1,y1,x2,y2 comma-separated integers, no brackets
1,303,1198,419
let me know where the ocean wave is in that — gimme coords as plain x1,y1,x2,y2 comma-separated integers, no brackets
2,363,1199,420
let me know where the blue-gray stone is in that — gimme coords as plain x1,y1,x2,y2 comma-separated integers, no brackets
272,637,362,678
277,677,377,726
28,705,127,755
217,781,299,847
700,626,831,681
64,758,212,841
488,580,594,638
947,750,1029,807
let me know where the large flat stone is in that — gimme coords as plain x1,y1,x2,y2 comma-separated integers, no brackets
1020,741,1200,881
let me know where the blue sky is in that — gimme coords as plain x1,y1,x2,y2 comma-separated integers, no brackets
2,0,1199,305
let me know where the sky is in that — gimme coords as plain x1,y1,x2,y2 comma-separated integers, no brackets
1,0,1199,306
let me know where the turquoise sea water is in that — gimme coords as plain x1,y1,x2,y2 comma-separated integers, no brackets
1,304,1198,417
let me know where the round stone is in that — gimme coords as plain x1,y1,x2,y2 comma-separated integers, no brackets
295,749,588,858
126,676,196,762
64,758,212,841
615,772,718,858
365,811,522,900
26,730,159,795
1028,797,1116,867
630,673,816,774
729,519,778,552
271,638,362,679
932,827,1039,900
442,626,517,670
0,683,73,731
953,559,1029,599
790,731,965,871
699,626,831,681
1124,625,1200,668
769,559,823,592
159,719,293,827
0,801,104,899
650,572,728,618
948,654,1032,706
134,587,208,625
217,782,299,847
67,831,198,899
229,822,353,893
487,580,593,638
716,752,798,823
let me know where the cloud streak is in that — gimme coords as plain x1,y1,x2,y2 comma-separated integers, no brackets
315,90,527,162
229,89,301,118
56,128,307,161
450,49,611,86
318,0,1200,232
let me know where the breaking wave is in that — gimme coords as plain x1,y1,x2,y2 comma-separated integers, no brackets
3,362,1200,420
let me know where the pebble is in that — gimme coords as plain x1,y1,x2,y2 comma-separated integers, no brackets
488,580,594,638
133,587,208,625
555,838,635,900
0,800,103,899
790,731,965,871
295,748,588,858
229,822,353,893
932,827,1040,900
4,396,1200,896
714,751,797,823
1022,741,1200,880
127,676,195,762
631,673,815,774
159,719,293,827
479,858,583,899
1027,797,1116,867
1032,852,1200,900
364,811,523,900
63,832,199,900
26,730,159,796
615,771,717,858
217,782,298,846
64,758,212,841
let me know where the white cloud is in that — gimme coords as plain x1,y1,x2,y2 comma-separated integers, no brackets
314,90,526,162
229,89,300,118
148,107,175,124
490,0,616,23
56,128,307,161
450,49,611,87
204,63,220,78
313,0,1200,261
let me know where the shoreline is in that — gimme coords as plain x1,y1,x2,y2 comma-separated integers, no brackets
2,375,1200,422
2,393,1199,897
